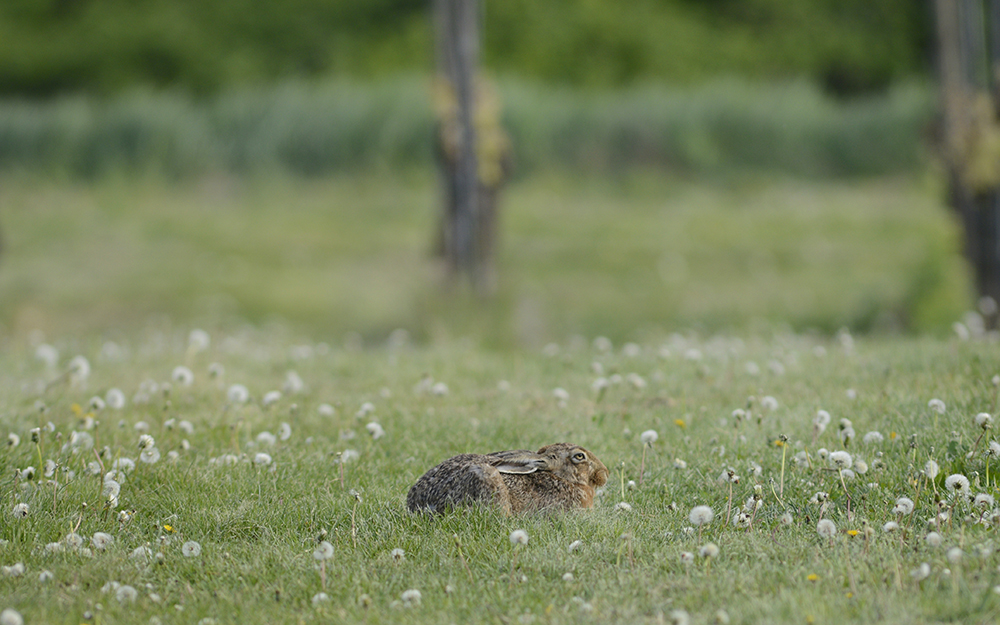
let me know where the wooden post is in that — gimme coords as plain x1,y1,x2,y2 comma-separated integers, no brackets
935,0,1000,328
435,0,482,288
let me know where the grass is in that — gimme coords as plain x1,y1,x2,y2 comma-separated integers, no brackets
2,328,1000,624
0,170,972,344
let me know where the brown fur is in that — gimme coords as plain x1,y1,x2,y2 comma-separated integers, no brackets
406,443,608,515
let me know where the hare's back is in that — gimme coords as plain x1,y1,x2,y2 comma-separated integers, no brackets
406,453,511,514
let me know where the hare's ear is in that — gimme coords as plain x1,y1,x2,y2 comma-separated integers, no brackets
488,451,549,474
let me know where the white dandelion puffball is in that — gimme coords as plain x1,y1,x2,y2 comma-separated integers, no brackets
88,396,105,411
390,548,405,562
182,541,202,557
926,532,943,548
761,396,779,411
262,390,282,407
817,519,837,539
925,460,940,480
510,529,529,546
862,431,884,445
640,429,659,445
945,474,970,494
976,413,993,429
91,532,113,550
366,422,386,440
553,387,570,401
401,589,422,606
105,388,126,410
699,543,719,559
115,585,138,603
1,608,24,624
680,551,695,564
614,501,633,512
318,403,336,417
283,370,305,395
311,592,330,606
313,541,334,561
912,562,931,581
278,422,292,441
256,431,277,446
893,497,914,516
69,355,91,380
188,329,210,352
928,399,946,414
172,366,194,387
11,503,28,518
883,521,900,532
253,453,272,466
975,493,995,509
138,433,155,449
829,450,853,470
947,547,963,565
689,505,714,526
431,382,449,396
568,540,584,552
140,447,161,464
227,384,250,404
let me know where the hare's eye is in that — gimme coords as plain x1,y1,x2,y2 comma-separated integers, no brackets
572,452,586,463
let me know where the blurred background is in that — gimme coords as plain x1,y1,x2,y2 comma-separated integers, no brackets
0,0,985,346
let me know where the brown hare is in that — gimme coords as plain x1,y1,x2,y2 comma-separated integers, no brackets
406,443,609,515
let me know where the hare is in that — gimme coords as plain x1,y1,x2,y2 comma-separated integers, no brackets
406,443,608,515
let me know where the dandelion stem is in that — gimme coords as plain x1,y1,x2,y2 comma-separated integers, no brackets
839,469,852,520
320,560,327,590
639,444,647,486
779,441,787,497
726,481,733,528
508,548,520,589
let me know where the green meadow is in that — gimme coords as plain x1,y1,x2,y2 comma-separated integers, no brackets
0,162,997,624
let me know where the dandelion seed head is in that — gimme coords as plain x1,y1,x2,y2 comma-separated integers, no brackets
182,541,202,557
313,541,333,561
928,399,946,414
925,460,940,479
390,548,405,562
680,551,695,564
115,585,138,603
91,532,113,550
817,519,837,539
829,450,853,470
11,503,28,518
926,532,943,548
227,384,250,404
976,413,994,430
912,562,931,581
614,501,633,512
253,453,272,466
945,474,970,494
640,429,659,445
0,609,23,625
883,521,899,532
688,505,714,526
278,422,292,441
568,540,584,553
893,497,914,516
401,589,422,606
699,543,719,558
509,529,529,546
947,547,963,564
262,390,282,407
171,366,194,387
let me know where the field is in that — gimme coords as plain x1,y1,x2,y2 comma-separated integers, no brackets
0,171,970,343
1,327,1000,624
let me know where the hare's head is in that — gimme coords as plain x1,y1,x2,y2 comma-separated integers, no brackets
534,443,608,489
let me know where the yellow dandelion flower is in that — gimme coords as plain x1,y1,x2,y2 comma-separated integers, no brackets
70,403,82,416
890,432,897,440
674,419,686,429
774,439,785,447
163,524,175,533
807,574,819,582
846,592,853,598
847,530,859,537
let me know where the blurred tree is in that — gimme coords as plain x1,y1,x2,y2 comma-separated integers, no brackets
934,0,1000,328
0,0,931,96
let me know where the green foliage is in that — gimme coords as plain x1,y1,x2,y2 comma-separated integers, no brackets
0,0,929,95
0,328,999,624
0,77,935,179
